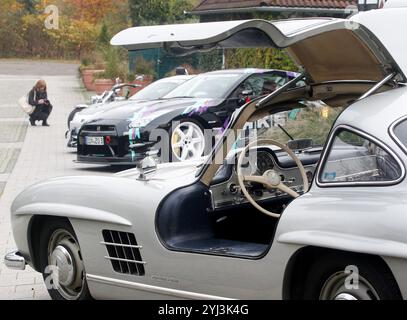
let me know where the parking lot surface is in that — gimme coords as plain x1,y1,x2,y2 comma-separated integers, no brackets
0,60,122,299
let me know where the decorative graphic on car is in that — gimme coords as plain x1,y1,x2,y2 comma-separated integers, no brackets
182,99,211,116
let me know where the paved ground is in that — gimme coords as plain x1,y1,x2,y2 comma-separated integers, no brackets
0,60,120,299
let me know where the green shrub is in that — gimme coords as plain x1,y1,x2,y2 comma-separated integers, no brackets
127,72,136,82
134,57,157,78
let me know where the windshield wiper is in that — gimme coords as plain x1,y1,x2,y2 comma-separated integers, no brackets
278,124,294,141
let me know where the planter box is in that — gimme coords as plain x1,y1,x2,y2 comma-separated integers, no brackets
81,69,104,92
94,79,115,95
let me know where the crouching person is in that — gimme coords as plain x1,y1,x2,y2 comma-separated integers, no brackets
28,80,53,126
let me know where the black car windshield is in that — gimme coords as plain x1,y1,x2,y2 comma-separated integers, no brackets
163,74,243,99
129,79,187,101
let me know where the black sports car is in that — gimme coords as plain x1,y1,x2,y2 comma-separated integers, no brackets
67,75,193,148
77,68,299,165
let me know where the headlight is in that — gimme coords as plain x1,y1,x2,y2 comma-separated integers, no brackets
129,117,152,128
128,110,171,129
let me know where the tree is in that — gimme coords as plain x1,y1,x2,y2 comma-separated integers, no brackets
225,48,298,72
128,0,196,26
64,0,121,24
0,1,25,57
18,0,38,13
98,22,110,47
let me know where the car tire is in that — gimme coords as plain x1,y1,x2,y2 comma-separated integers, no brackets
38,218,93,300
302,252,401,300
67,107,85,129
169,119,206,162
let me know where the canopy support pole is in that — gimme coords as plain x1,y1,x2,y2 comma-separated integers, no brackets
357,72,396,101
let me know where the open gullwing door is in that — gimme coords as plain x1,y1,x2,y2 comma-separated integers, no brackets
111,17,406,84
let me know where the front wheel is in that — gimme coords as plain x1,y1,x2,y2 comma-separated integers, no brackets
39,219,92,300
303,253,401,300
170,120,205,162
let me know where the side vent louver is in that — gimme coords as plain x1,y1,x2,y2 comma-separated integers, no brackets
102,230,145,276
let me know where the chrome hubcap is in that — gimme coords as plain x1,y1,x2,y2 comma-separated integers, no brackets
334,293,358,300
47,229,85,300
50,245,74,286
320,271,380,300
172,122,205,161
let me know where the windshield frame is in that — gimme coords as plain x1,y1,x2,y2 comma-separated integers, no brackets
196,73,307,184
390,115,407,156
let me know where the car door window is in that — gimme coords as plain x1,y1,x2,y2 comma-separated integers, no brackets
319,128,403,184
232,73,289,99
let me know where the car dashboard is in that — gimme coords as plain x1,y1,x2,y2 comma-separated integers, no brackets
210,147,321,210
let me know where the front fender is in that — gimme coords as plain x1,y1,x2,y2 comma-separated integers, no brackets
15,203,131,226
10,174,191,270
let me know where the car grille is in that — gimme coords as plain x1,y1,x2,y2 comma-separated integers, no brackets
82,125,116,132
102,230,145,276
78,124,125,157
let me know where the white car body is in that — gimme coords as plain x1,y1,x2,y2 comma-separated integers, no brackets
5,7,407,300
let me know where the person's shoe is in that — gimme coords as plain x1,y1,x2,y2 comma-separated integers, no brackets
42,122,50,127
29,118,36,126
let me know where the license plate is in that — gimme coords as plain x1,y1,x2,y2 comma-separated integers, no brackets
85,136,104,146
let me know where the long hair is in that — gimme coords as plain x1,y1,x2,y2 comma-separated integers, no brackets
34,80,47,92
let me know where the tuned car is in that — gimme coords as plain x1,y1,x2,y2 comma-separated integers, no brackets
67,75,193,148
76,69,299,165
6,8,407,300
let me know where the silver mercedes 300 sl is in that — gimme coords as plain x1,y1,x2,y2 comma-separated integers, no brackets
5,7,407,300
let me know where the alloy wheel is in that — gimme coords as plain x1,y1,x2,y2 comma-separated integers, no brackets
171,121,205,161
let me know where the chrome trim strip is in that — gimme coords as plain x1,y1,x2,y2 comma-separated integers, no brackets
316,124,406,188
104,256,146,264
389,115,407,156
129,143,146,148
100,241,143,249
86,274,233,300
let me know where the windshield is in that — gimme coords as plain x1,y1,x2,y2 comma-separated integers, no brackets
254,102,343,147
130,79,187,101
163,74,243,99
208,102,342,181
220,102,342,159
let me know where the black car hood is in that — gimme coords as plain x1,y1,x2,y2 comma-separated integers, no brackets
86,97,224,122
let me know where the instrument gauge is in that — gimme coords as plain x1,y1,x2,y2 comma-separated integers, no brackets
256,152,274,175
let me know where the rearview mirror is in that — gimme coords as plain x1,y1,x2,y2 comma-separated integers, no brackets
242,89,253,96
90,95,99,104
287,138,313,151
